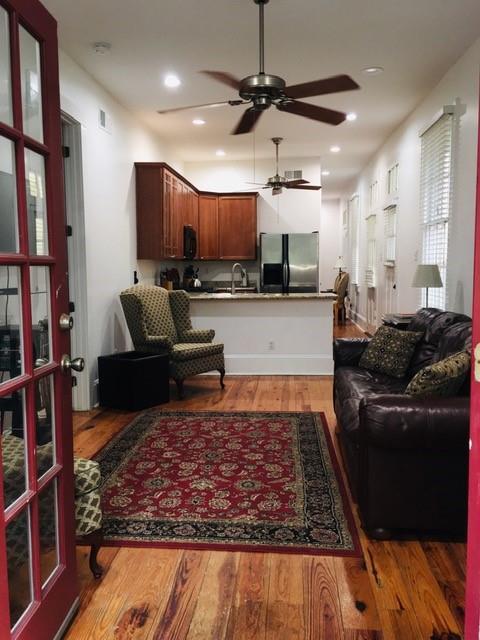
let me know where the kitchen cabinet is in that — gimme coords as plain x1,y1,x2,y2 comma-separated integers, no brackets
198,195,219,260
136,163,257,260
218,195,257,260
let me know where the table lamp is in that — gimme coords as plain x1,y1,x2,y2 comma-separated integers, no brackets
412,264,443,307
333,256,346,276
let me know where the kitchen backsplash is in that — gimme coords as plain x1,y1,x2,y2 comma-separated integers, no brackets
137,259,259,287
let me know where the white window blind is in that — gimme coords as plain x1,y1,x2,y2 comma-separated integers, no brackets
384,205,397,265
369,181,379,210
419,113,453,309
348,195,360,284
365,215,376,287
387,163,399,195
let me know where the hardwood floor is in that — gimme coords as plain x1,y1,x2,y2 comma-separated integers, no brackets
66,321,465,639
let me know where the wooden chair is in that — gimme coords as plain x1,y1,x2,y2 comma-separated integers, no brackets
333,272,349,325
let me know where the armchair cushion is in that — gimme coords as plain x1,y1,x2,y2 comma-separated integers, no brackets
359,326,423,378
171,342,224,361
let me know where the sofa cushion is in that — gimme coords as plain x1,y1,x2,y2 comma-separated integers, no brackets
335,366,408,443
359,326,423,378
436,321,472,361
171,342,224,361
406,350,471,398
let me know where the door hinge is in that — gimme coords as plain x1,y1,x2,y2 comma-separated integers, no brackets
62,145,70,158
66,224,73,237
69,301,75,313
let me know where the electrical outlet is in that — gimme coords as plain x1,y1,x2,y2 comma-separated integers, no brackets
268,341,275,351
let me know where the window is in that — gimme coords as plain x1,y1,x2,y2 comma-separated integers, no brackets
365,215,376,287
419,113,453,309
387,163,399,195
384,205,397,265
348,195,360,285
369,181,379,210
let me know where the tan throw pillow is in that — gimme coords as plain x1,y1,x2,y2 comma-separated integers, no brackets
359,326,423,378
405,350,471,398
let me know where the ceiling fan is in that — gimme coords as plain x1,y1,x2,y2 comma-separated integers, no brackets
158,0,360,135
247,137,322,195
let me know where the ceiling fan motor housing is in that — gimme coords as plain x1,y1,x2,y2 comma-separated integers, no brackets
239,74,286,109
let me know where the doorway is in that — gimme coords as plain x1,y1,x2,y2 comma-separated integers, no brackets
61,115,89,411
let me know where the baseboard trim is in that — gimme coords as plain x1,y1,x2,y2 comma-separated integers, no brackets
221,354,334,375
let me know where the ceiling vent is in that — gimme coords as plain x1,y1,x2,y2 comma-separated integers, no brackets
284,169,303,181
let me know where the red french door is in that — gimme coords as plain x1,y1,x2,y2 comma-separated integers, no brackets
0,0,78,638
465,91,480,640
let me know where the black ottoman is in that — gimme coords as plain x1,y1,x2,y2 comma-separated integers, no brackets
98,351,169,410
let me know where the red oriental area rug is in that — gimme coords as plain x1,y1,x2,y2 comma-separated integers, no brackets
96,411,360,556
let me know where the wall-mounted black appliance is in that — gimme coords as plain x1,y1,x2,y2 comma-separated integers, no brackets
183,225,197,260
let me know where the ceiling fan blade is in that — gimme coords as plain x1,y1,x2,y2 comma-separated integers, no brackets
157,100,243,115
285,74,360,100
286,184,322,190
200,70,242,90
272,187,283,196
285,179,309,187
245,181,269,186
277,100,346,125
232,108,263,135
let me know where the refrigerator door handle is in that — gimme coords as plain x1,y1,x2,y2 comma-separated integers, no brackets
282,261,288,293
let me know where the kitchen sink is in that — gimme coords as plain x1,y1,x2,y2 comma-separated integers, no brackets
213,286,257,293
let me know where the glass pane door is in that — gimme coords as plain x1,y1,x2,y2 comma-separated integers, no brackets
0,1,78,639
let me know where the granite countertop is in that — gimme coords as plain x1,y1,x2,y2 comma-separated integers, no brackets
188,292,337,300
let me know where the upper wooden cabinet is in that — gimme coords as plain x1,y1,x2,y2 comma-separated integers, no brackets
218,195,257,260
136,163,257,261
198,195,219,260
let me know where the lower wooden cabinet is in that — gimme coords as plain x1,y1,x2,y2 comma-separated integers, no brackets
136,163,257,261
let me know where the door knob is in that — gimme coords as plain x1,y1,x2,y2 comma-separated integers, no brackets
60,354,85,374
59,313,74,331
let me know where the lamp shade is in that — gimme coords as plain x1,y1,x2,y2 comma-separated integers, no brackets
412,264,443,288
334,256,346,271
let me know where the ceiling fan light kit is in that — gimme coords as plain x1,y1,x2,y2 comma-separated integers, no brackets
158,0,360,135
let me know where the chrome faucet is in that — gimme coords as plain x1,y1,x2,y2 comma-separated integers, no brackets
231,263,244,294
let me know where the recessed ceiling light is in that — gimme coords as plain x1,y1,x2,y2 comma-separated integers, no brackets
164,73,181,88
362,66,384,76
346,112,357,121
192,118,206,126
215,149,226,157
330,145,341,153
321,170,330,176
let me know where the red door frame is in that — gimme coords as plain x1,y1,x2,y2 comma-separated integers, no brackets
0,0,77,638
465,86,480,639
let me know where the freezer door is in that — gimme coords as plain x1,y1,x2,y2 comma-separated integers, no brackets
260,233,284,292
287,233,319,292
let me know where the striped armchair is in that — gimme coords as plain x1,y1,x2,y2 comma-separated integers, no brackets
120,285,225,398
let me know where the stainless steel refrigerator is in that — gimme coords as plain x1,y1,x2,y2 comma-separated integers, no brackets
260,232,319,293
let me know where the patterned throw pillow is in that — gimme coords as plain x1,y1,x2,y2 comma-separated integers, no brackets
405,350,471,398
359,326,423,378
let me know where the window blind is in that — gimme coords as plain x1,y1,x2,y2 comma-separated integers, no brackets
419,113,453,309
365,215,376,287
384,205,397,264
348,195,360,284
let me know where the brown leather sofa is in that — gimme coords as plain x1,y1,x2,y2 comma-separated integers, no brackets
334,308,471,539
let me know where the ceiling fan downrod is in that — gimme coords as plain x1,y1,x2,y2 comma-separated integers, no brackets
254,0,269,75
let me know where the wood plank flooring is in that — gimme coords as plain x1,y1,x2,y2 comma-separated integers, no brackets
66,322,465,639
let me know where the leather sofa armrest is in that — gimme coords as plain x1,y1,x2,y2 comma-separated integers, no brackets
145,335,173,350
180,329,215,343
359,394,470,451
333,338,370,369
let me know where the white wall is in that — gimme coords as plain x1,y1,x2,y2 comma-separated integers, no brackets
58,50,180,406
319,199,343,290
342,37,479,328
